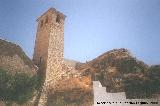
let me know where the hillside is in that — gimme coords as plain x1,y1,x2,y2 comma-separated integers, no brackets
0,39,37,75
76,48,148,91
48,48,155,106
0,39,159,105
75,48,160,99
48,63,93,106
48,76,93,106
64,58,81,68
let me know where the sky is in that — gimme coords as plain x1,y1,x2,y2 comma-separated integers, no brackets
0,0,160,65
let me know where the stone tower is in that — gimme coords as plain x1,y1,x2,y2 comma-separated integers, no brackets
33,8,66,89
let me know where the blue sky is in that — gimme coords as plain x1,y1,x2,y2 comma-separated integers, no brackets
0,0,160,65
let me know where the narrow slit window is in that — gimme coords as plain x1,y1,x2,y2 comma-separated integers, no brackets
45,16,48,24
39,57,42,64
56,14,60,23
40,20,43,27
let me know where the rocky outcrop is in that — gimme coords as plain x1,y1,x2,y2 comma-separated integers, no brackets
0,39,37,76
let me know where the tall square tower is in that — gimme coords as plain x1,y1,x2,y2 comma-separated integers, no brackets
33,8,66,88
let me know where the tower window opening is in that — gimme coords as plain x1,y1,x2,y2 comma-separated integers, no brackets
56,14,60,23
45,16,48,24
40,20,43,27
39,56,43,65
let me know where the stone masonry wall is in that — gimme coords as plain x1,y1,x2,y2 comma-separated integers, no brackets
33,8,65,85
35,8,66,106
45,21,64,89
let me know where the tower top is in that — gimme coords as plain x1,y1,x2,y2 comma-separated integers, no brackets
37,8,66,21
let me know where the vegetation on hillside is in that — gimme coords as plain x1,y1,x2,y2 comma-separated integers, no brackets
0,39,35,69
49,76,93,106
76,48,160,98
46,89,93,106
124,65,160,99
0,68,39,105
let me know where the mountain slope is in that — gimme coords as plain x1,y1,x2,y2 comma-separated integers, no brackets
76,48,149,92
0,39,37,75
